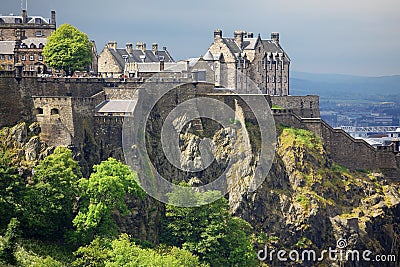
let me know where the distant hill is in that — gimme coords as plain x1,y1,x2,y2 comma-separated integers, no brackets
290,72,400,102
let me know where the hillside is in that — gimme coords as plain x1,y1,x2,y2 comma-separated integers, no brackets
291,72,400,103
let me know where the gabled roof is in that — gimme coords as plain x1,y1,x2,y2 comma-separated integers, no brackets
215,34,289,61
105,46,174,69
0,15,50,24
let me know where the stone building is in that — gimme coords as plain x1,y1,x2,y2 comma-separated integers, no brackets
98,42,174,78
204,29,290,95
0,10,56,73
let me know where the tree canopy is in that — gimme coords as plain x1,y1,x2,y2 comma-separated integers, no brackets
72,158,145,244
163,187,257,267
43,24,92,76
23,147,82,239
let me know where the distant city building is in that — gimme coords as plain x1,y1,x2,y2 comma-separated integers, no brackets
204,29,290,95
98,42,174,78
0,10,56,73
338,126,400,147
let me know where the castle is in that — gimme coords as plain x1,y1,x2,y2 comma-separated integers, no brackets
0,11,399,178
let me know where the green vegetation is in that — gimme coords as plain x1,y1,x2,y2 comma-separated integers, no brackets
0,148,24,228
23,147,82,239
271,104,283,109
72,158,145,244
43,24,92,76
163,186,257,267
0,218,20,265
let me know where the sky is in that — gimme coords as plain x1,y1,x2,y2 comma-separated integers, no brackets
1,0,399,77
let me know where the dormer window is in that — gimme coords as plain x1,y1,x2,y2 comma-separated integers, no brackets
38,43,44,49
35,18,42,24
15,18,22,24
122,55,128,63
30,43,36,49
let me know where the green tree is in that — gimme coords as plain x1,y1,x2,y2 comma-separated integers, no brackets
72,158,144,244
0,148,24,228
0,218,20,265
43,24,92,76
23,147,82,239
72,237,111,267
163,188,257,267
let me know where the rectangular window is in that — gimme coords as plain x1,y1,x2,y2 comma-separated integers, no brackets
0,55,4,60
29,55,34,61
266,76,269,83
29,65,34,71
21,55,26,61
38,55,43,61
8,55,13,60
22,65,25,71
272,76,275,83
35,30,43,37
8,65,13,71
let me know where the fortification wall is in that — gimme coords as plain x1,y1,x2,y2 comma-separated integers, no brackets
273,110,400,179
271,95,320,118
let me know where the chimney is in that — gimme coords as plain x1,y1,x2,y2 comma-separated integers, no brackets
136,42,146,53
152,43,158,53
126,43,133,54
51,10,56,25
247,32,254,38
214,29,222,40
271,32,280,44
22,10,27,23
163,46,167,51
234,30,245,49
107,41,117,50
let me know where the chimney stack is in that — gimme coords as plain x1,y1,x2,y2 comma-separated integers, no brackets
126,43,133,54
22,10,27,23
247,32,254,38
234,30,245,49
107,41,117,50
51,11,56,26
271,32,280,44
136,42,146,53
214,29,222,40
152,43,158,53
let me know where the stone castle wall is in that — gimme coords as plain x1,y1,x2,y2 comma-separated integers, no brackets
273,110,400,179
1,73,399,179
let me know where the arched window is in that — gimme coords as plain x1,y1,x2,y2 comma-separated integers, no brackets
38,43,44,49
30,43,36,49
51,108,59,115
35,107,44,115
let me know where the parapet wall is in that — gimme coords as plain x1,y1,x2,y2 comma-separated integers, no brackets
273,110,400,179
271,95,320,118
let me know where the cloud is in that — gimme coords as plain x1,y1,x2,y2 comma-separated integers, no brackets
1,0,399,75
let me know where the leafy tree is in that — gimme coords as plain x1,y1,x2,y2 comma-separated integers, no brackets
163,188,257,267
72,237,111,267
72,158,144,244
0,148,24,228
23,147,82,239
43,24,92,76
0,218,20,265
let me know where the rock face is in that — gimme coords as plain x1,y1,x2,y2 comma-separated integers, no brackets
145,108,400,266
1,122,53,180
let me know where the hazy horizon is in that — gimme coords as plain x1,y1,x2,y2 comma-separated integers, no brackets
1,0,400,77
